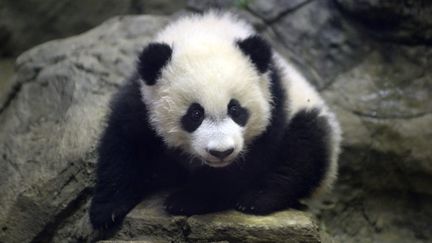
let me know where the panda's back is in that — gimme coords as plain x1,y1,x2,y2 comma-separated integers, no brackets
274,54,342,195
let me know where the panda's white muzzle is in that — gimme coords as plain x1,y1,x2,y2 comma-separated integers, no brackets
191,118,244,167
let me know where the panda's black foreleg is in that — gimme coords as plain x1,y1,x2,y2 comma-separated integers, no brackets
89,139,151,231
236,109,331,214
89,79,183,231
88,114,173,231
90,133,187,231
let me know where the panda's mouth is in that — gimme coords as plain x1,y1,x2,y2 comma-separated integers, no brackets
201,150,238,168
204,159,233,168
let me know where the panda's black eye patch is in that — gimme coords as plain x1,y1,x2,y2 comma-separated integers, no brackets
228,99,249,126
181,103,205,133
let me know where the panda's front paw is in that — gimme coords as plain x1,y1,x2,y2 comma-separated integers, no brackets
164,190,213,216
235,189,290,215
89,202,129,231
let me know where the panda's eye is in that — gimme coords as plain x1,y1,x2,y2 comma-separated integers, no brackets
228,99,249,127
229,104,240,117
181,103,205,133
190,108,204,121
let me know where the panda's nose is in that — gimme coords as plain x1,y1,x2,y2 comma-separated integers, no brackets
208,148,234,160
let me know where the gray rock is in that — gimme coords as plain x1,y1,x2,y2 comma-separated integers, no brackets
335,0,432,44
50,200,94,243
185,0,267,32
186,0,310,23
187,210,320,243
317,164,432,243
322,45,432,194
269,0,372,89
111,194,321,243
0,58,15,111
1,156,94,243
133,0,187,15
0,15,170,243
248,0,308,22
186,0,236,11
99,241,164,243
112,194,188,242
0,0,185,57
314,15,432,243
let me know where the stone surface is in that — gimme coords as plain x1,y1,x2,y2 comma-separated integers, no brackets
311,17,432,243
247,0,308,22
335,0,432,44
187,210,319,243
186,0,236,11
0,15,170,243
99,241,162,243
187,0,311,23
322,46,432,194
315,149,432,243
0,58,15,109
1,156,94,243
110,195,321,243
185,0,267,32
112,194,187,242
268,0,372,89
0,0,185,57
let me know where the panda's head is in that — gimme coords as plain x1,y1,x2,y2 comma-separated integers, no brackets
138,35,273,168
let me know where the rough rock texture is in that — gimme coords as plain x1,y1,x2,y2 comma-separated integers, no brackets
99,241,161,243
110,194,320,243
0,59,15,107
335,0,432,44
187,210,319,242
185,0,268,32
0,15,170,243
318,45,432,242
247,0,309,22
0,0,186,57
266,0,372,89
1,0,432,242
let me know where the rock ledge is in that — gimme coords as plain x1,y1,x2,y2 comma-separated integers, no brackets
110,195,321,243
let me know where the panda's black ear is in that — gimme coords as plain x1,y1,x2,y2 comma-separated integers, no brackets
138,42,172,85
237,35,272,73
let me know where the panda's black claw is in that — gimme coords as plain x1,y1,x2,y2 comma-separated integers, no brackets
89,199,136,231
235,189,290,215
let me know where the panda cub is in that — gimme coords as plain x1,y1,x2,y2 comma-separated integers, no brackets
90,12,341,230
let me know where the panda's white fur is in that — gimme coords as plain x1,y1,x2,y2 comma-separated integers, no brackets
140,12,341,192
